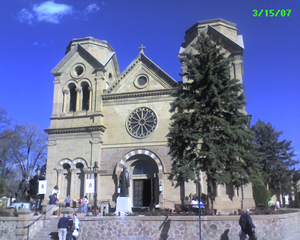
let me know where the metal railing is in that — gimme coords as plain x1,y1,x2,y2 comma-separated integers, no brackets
24,204,58,240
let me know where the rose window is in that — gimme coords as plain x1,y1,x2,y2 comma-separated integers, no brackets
126,107,157,138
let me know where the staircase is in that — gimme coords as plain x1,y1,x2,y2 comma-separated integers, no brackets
29,216,59,240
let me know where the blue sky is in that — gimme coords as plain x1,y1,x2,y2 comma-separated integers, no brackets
0,0,299,165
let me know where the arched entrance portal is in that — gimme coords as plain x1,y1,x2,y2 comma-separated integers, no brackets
116,149,164,208
132,160,158,207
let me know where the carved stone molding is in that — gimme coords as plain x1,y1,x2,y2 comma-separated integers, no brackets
63,89,69,94
45,126,106,135
47,140,57,146
88,87,93,91
75,88,81,93
102,89,172,100
233,60,243,65
90,137,103,144
54,76,61,84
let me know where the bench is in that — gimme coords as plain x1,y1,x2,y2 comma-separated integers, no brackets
174,204,207,215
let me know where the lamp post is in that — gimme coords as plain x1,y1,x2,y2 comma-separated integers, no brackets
93,161,98,216
196,179,202,240
34,165,41,216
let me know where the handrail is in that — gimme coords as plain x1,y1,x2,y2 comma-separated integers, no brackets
24,204,58,240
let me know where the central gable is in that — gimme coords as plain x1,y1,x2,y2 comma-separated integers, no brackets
104,52,178,95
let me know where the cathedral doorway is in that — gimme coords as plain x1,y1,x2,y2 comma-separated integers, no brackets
131,161,158,207
116,149,164,208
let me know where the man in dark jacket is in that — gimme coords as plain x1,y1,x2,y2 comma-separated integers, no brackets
58,213,69,240
239,209,256,240
49,193,58,205
66,215,74,240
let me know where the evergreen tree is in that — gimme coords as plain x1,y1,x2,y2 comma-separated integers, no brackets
168,33,257,206
251,120,298,200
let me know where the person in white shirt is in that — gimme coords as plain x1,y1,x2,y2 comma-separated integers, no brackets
84,196,89,213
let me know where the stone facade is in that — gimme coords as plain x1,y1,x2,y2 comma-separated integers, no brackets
45,18,254,212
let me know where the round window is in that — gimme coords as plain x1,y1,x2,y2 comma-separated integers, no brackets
126,107,157,138
137,76,147,86
134,75,148,89
70,63,85,79
75,66,84,76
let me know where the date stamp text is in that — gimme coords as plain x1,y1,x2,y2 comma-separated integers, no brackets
253,9,291,17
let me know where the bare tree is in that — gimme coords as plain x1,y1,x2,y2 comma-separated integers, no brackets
0,108,15,178
10,123,47,179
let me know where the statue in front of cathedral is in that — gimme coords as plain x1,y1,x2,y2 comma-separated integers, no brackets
16,177,30,202
119,166,130,197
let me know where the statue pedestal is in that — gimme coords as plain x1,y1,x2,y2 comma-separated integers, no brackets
11,202,30,209
116,197,132,216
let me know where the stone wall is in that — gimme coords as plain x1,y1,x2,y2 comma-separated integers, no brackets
0,217,17,239
77,212,300,240
1,212,300,239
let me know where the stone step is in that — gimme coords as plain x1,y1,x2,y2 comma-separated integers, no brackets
29,211,86,240
29,216,60,240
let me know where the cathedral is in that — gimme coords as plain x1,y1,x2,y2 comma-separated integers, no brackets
45,19,255,212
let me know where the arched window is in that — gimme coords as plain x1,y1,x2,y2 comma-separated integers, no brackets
69,83,76,112
133,163,153,175
81,82,90,111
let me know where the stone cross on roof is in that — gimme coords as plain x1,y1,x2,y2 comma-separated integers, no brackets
139,44,146,53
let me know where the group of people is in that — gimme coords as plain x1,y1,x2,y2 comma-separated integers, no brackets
50,192,90,215
76,196,89,214
57,213,80,240
268,199,281,210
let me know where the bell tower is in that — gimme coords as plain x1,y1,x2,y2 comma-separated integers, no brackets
45,37,120,198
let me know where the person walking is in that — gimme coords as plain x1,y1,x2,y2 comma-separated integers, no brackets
72,214,80,238
49,193,58,205
64,195,71,207
66,215,73,240
77,197,83,213
73,213,80,229
57,213,69,240
239,209,256,240
84,196,89,214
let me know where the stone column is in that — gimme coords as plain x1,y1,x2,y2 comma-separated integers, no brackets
232,55,243,83
83,169,88,195
16,208,31,240
52,76,61,117
88,87,93,111
232,187,240,208
57,169,64,197
216,185,221,197
158,173,164,205
62,89,69,113
70,169,77,200
94,71,105,112
75,88,81,112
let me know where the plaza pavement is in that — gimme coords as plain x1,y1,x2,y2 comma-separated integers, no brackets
284,231,300,240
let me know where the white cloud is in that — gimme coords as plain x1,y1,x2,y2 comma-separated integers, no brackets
33,1,73,24
18,8,34,24
85,3,100,14
17,1,101,24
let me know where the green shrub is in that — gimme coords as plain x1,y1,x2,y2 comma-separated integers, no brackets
252,182,270,208
0,178,6,198
0,208,10,217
